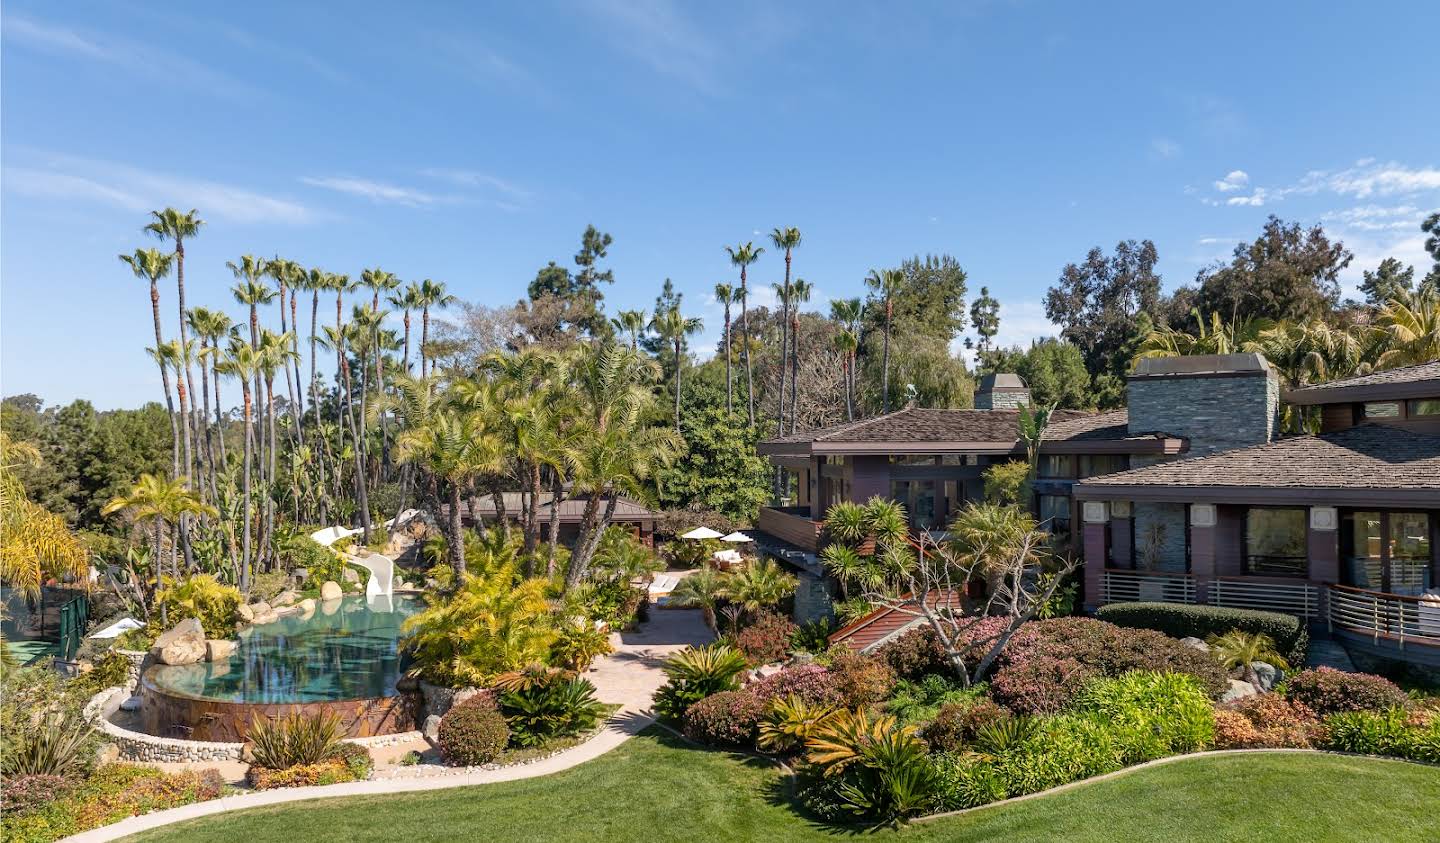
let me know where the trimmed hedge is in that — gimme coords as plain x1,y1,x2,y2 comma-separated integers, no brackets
1094,602,1309,666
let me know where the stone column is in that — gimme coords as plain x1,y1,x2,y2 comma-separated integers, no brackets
1190,504,1217,603
1082,501,1109,611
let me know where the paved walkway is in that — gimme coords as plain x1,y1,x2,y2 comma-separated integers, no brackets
67,608,713,842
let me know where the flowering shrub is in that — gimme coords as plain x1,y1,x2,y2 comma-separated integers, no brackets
0,774,75,815
828,650,896,709
1213,694,1321,749
746,664,843,707
989,618,1227,714
0,765,224,842
1282,668,1409,716
922,699,1012,754
875,627,954,681
734,611,797,666
437,694,510,766
682,690,768,746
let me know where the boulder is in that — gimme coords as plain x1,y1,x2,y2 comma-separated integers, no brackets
250,601,273,617
119,695,142,712
1250,662,1282,692
274,605,300,617
1180,636,1210,652
150,618,206,666
298,598,317,614
96,743,121,765
343,567,361,584
320,580,344,601
240,741,256,764
423,714,443,743
206,639,237,661
236,603,255,623
252,609,280,626
272,590,299,608
1221,679,1259,703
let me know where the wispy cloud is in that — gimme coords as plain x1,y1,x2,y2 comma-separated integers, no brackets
4,153,316,224
577,0,723,94
1198,160,1440,209
300,176,448,207
2,14,262,101
1150,138,1181,160
419,168,531,201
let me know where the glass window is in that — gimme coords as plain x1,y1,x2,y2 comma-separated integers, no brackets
1079,454,1128,478
1038,494,1072,548
890,480,939,531
1038,455,1073,478
1389,512,1433,596
1363,402,1401,418
1343,511,1384,589
889,455,939,465
1244,508,1308,577
1408,399,1440,417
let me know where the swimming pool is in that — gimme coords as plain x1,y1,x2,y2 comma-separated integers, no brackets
139,594,423,741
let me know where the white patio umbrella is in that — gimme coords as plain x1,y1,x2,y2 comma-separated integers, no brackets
681,526,724,540
720,531,753,543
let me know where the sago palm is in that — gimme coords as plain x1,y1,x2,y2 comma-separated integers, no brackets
1206,630,1289,689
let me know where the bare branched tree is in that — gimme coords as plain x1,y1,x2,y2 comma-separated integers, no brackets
861,526,1078,688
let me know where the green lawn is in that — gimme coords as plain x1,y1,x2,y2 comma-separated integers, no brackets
131,731,1438,843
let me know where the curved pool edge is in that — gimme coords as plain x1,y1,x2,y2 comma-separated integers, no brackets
139,669,419,742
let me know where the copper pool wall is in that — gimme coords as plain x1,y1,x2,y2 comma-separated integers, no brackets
139,671,418,742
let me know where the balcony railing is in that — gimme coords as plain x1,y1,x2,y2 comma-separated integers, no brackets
1210,577,1320,618
1101,569,1196,605
756,506,822,553
1327,584,1440,649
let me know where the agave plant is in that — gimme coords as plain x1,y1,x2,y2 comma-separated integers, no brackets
757,695,839,754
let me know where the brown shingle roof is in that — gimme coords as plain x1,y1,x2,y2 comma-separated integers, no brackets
1078,424,1440,492
1284,361,1440,405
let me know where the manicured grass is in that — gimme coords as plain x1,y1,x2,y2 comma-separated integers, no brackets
130,731,1438,843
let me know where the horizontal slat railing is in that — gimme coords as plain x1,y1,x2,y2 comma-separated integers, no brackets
1209,578,1319,618
1101,569,1196,605
756,507,822,552
1327,585,1440,649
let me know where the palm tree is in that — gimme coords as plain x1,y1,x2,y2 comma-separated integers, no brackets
1376,290,1440,367
723,558,798,616
145,208,204,480
119,248,181,477
1206,630,1289,690
649,306,704,431
216,339,260,591
671,566,726,630
266,257,305,438
713,284,736,415
390,282,425,373
304,267,329,430
1,432,89,599
770,227,802,436
395,408,504,586
361,267,400,312
865,268,906,413
611,309,648,351
788,278,813,433
417,279,456,378
830,298,864,421
725,242,765,426
257,329,298,568
103,473,217,622
186,307,233,494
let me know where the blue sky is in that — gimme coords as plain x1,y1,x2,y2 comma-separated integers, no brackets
3,1,1438,409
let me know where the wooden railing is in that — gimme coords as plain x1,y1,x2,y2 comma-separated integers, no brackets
1101,569,1196,605
1210,577,1320,618
756,506,822,552
1327,585,1440,649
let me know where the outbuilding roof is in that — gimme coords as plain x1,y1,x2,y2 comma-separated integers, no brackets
1283,361,1440,405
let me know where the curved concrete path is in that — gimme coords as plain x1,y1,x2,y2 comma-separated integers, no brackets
65,608,713,842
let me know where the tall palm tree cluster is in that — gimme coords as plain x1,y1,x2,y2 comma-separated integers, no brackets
390,344,682,593
115,207,458,593
1135,292,1440,429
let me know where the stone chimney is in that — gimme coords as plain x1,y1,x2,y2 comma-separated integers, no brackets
1127,353,1279,460
974,373,1030,410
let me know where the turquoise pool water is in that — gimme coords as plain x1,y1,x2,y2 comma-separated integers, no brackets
147,595,421,704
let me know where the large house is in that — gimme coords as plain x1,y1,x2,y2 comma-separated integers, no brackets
755,356,1440,670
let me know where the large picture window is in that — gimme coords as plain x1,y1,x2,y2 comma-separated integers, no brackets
1343,510,1433,595
1244,508,1307,577
1037,494,1072,549
890,480,939,531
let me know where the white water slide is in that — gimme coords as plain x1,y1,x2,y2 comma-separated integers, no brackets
309,510,419,599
